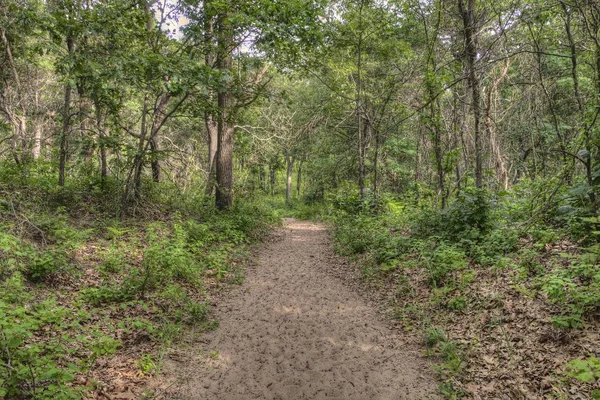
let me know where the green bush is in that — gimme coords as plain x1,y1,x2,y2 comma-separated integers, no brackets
331,215,381,256
470,227,520,266
26,249,70,282
0,272,29,304
541,259,600,328
80,285,130,306
99,244,126,274
423,243,468,287
413,189,490,243
0,230,71,283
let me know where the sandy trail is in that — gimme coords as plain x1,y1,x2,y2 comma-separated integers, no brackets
155,220,439,399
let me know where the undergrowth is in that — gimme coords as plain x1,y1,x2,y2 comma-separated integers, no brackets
325,182,600,398
0,166,278,398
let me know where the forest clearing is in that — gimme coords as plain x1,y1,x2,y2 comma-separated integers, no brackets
2,0,600,399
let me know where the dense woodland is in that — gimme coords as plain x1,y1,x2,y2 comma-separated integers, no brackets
2,0,600,398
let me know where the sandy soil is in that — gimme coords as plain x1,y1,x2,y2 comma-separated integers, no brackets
152,220,439,400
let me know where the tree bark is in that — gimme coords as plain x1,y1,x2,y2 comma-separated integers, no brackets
215,5,234,210
204,115,218,195
203,4,219,197
58,82,72,186
356,0,366,200
93,100,108,183
459,0,483,188
215,110,234,209
149,136,160,183
1,27,27,164
58,36,75,186
372,122,379,197
259,164,266,191
285,153,294,205
32,91,42,160
296,160,302,197
32,124,42,160
270,165,276,196
484,60,510,190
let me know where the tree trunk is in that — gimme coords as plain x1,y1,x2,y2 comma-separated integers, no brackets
285,153,294,206
215,116,234,209
32,123,42,160
127,92,170,206
0,27,27,164
32,90,42,160
259,164,266,191
372,123,379,197
215,6,234,210
270,165,276,196
485,60,510,190
452,80,463,197
203,5,219,197
99,118,108,183
58,36,75,186
356,1,365,200
100,134,108,181
149,137,160,183
459,0,483,188
92,96,109,185
296,161,302,197
131,95,150,203
58,82,72,186
79,87,94,163
204,115,218,195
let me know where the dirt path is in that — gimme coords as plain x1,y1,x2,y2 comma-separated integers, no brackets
154,220,439,399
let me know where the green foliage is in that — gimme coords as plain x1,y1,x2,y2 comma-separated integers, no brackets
0,230,71,283
446,296,467,312
0,166,277,397
425,326,448,348
329,185,386,215
80,285,129,306
423,326,465,397
331,214,381,256
541,253,600,328
413,189,490,243
26,249,70,282
0,299,119,399
565,357,600,383
0,271,29,304
517,248,545,278
438,381,468,399
422,243,468,287
99,244,126,274
132,220,200,297
136,354,157,376
470,228,520,266
551,314,584,330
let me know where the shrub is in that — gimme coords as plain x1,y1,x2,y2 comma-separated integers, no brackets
541,260,600,328
470,227,520,266
25,249,70,282
423,243,468,287
413,189,491,243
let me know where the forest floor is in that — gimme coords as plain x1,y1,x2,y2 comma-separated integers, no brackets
151,219,439,399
